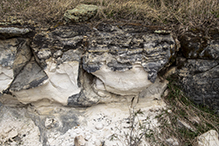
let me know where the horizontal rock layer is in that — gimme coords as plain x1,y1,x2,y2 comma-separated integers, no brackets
1,23,214,112
1,23,174,106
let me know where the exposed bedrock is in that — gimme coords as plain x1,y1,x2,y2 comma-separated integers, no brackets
178,30,219,113
83,23,176,95
1,24,176,106
0,38,32,94
11,25,94,105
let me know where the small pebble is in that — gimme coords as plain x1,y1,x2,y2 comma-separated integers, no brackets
95,123,103,130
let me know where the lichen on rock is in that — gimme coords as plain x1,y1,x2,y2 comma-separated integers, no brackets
64,4,99,23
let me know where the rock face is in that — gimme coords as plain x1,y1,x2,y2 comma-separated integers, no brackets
0,23,175,106
83,23,175,95
12,26,88,105
0,106,41,146
1,24,218,114
0,38,32,94
178,30,219,113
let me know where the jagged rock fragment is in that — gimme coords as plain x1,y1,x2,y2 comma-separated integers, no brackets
193,130,219,146
0,38,31,94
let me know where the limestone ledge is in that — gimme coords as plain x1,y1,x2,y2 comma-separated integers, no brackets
1,23,176,106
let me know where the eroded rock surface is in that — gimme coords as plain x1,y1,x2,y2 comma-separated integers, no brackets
178,31,219,113
193,130,219,146
18,25,91,105
83,23,175,95
0,27,31,39
0,106,41,146
7,23,173,106
0,38,32,94
180,29,219,59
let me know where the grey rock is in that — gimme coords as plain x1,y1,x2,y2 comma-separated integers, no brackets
0,38,32,76
32,25,90,68
177,59,219,113
0,39,17,68
178,31,219,113
83,23,175,83
1,24,176,106
0,27,30,39
27,107,80,145
68,72,100,107
10,58,48,91
64,4,99,23
0,38,32,93
179,29,219,59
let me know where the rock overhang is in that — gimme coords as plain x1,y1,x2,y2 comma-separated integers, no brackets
0,23,176,106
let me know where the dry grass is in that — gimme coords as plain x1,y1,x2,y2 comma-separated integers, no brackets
153,75,219,145
0,0,218,30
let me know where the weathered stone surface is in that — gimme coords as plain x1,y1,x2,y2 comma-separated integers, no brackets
193,130,219,146
0,38,32,94
10,58,48,92
177,32,219,113
0,27,30,39
64,4,99,22
1,23,175,106
83,23,175,95
27,94,165,146
14,26,90,105
29,25,100,106
32,25,90,67
11,54,81,105
179,29,219,59
92,64,152,95
68,72,100,107
177,59,219,113
0,106,41,146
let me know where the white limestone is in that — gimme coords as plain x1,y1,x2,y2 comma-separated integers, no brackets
0,65,13,93
13,60,81,105
0,79,168,146
93,64,152,95
195,130,219,146
46,96,165,146
0,107,41,146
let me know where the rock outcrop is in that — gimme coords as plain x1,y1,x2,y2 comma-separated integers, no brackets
0,22,218,114
0,23,175,107
0,27,31,39
178,30,219,113
83,23,175,95
0,38,32,94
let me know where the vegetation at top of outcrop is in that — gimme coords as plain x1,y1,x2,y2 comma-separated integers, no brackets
1,0,218,34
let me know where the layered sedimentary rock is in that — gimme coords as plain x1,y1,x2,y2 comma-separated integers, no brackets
0,38,32,94
178,30,219,113
11,26,88,105
83,23,175,95
0,27,31,39
1,24,175,106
